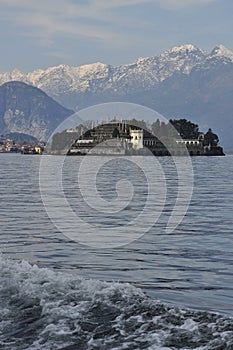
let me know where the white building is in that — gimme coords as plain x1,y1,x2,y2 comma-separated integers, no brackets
130,129,143,150
175,139,200,146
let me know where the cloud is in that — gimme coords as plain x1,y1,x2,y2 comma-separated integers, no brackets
156,0,217,10
0,0,220,45
42,51,73,60
0,0,120,42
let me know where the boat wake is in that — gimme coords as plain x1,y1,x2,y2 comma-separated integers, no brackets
0,256,233,350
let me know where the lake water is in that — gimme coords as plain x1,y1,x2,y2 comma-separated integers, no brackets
1,153,233,349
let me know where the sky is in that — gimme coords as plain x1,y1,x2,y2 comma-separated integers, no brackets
0,0,232,72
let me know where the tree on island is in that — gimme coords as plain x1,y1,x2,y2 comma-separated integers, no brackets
112,127,120,138
203,128,219,147
169,119,199,139
151,118,161,135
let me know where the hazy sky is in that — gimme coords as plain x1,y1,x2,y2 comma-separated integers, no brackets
0,0,232,72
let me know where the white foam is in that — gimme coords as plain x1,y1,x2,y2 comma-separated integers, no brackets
1,257,233,350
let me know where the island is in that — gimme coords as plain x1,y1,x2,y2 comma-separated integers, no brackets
50,118,225,156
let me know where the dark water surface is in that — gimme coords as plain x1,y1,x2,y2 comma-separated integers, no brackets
1,153,233,349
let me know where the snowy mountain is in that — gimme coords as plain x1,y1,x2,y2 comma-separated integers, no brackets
0,44,231,108
0,44,211,106
1,44,232,104
0,43,233,147
209,44,233,60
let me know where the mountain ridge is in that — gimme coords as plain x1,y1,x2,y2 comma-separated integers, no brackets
1,44,232,106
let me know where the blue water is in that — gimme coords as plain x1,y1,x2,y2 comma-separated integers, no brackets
1,153,233,349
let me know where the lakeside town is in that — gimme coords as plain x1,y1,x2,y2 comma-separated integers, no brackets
0,136,45,154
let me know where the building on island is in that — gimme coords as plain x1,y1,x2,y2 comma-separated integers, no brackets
130,129,144,150
68,122,158,156
65,121,224,156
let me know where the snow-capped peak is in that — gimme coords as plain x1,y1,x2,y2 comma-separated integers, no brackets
168,44,204,54
210,45,233,60
78,62,109,74
11,68,24,79
134,57,150,64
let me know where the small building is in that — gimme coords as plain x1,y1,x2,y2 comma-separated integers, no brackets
34,146,43,154
175,139,200,146
130,129,143,150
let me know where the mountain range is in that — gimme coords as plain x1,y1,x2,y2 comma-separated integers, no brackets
0,44,233,147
